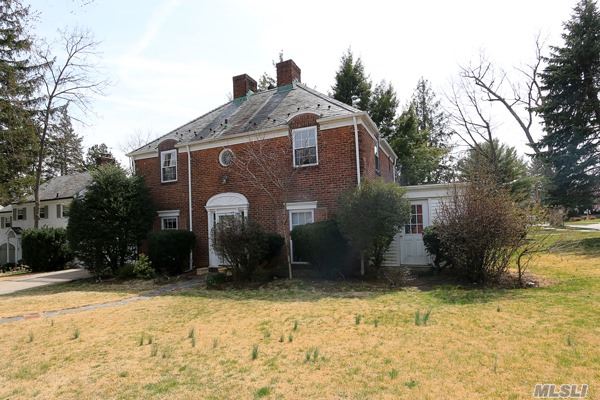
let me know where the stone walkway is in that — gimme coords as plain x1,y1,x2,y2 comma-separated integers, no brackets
0,277,205,325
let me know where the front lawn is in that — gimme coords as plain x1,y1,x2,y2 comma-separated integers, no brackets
0,230,598,399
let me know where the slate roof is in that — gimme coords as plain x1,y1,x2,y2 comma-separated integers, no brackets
0,205,10,214
23,172,92,203
129,82,361,156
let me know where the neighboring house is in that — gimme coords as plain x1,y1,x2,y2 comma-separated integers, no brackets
128,59,397,269
0,172,92,265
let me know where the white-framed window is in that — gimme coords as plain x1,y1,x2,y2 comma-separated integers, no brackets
13,208,26,220
161,217,178,230
292,126,318,167
0,216,11,229
56,204,69,218
405,204,424,234
161,149,177,182
287,201,317,263
158,210,180,230
39,206,48,219
219,148,234,167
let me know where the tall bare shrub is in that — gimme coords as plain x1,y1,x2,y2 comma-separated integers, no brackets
436,173,527,283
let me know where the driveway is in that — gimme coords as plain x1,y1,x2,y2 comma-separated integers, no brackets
0,269,91,295
566,223,600,231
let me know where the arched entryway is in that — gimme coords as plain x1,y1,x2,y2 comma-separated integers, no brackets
205,193,249,267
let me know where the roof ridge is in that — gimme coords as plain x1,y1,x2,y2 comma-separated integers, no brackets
294,83,361,113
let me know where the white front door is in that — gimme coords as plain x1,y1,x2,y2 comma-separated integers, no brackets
208,211,239,267
400,200,430,265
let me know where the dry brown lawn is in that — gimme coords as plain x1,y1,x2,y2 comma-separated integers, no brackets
0,230,598,399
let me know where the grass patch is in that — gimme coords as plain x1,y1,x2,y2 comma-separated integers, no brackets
0,230,596,399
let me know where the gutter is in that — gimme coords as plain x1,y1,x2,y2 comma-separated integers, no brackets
186,145,194,271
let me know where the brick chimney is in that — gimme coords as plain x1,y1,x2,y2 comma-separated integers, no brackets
233,74,257,99
276,59,301,87
95,153,115,166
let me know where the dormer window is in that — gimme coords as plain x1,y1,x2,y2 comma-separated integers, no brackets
161,149,177,183
292,126,318,167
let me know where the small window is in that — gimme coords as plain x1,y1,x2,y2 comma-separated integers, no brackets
0,216,10,229
39,206,48,219
405,204,424,234
161,150,177,182
15,208,26,220
289,209,315,262
219,148,234,167
161,217,178,230
292,127,318,167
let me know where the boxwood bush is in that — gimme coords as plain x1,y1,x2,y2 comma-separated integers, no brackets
291,220,351,278
21,228,73,272
147,230,195,276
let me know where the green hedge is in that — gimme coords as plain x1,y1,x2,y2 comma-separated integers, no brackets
21,228,73,272
291,220,350,278
147,230,195,276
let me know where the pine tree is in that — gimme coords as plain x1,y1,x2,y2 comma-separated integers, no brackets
389,106,446,185
538,0,600,209
0,0,42,203
331,49,371,110
45,106,85,177
368,80,398,138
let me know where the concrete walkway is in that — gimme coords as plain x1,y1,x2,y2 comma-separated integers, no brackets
565,223,600,231
0,269,91,295
0,277,205,325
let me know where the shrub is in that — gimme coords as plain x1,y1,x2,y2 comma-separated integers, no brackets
291,220,350,278
206,271,227,289
21,228,73,272
434,175,528,283
336,179,410,274
117,263,135,279
212,218,283,282
422,226,451,270
67,165,155,277
132,254,155,279
147,230,195,276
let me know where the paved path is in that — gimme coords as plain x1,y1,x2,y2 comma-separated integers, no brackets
0,269,91,295
0,277,205,325
565,223,600,231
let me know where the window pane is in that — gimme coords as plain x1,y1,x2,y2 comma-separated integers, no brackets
416,204,422,213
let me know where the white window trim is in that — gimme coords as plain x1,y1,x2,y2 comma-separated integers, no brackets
158,210,180,230
218,148,234,167
292,126,319,168
160,149,178,183
161,216,179,230
286,201,317,264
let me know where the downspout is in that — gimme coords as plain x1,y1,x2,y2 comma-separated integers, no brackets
353,116,365,276
186,145,193,272
353,116,361,186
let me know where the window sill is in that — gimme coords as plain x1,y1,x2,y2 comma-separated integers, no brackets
293,163,319,169
161,179,178,184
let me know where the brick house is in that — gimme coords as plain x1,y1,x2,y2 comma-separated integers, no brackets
128,59,397,269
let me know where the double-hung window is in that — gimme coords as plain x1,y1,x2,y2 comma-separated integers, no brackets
158,210,180,230
13,208,26,221
374,142,380,174
161,150,177,182
56,204,69,218
39,206,48,219
287,201,317,263
0,216,10,228
292,127,318,167
405,204,424,234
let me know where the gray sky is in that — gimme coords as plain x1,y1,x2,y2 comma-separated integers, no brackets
33,0,575,163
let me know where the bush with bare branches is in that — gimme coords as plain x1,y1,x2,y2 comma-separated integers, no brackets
435,174,528,283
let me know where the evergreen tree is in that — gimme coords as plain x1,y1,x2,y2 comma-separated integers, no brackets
458,140,535,203
45,106,85,177
85,143,115,169
257,72,275,91
411,78,453,182
389,106,446,185
538,0,600,209
368,80,398,138
0,0,42,203
331,49,371,110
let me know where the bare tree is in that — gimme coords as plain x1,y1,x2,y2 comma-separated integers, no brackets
231,133,297,278
120,128,159,173
457,38,545,156
32,29,106,228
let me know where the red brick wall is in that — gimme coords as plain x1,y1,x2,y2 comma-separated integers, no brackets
135,115,360,267
357,125,395,183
